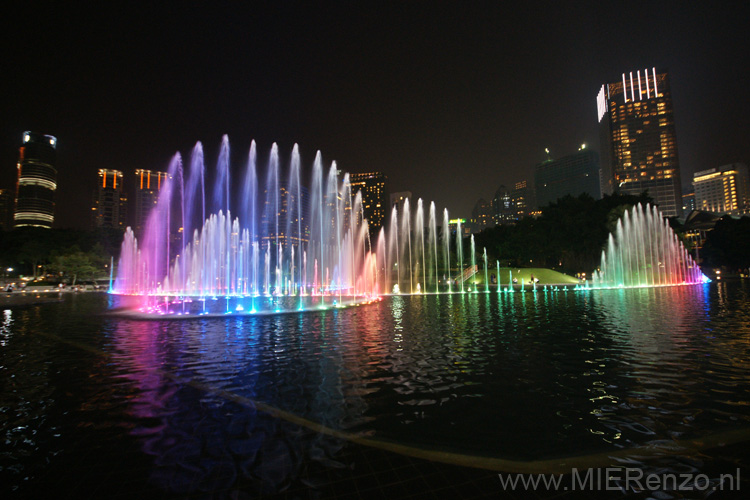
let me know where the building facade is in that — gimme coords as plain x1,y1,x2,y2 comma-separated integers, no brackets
693,163,749,216
469,198,492,233
534,148,600,208
14,131,57,228
492,185,516,225
511,180,534,219
261,183,310,248
349,172,388,241
133,169,168,236
682,191,696,214
390,191,412,220
92,169,128,229
597,68,683,216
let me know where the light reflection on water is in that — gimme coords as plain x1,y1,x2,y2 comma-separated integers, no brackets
1,282,749,496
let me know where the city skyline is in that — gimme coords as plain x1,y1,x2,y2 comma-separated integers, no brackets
1,2,748,229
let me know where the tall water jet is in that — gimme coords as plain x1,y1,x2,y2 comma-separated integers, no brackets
428,202,439,293
113,139,382,315
442,209,451,293
401,198,413,293
456,219,464,293
483,247,488,293
415,199,426,293
592,203,706,288
389,207,400,293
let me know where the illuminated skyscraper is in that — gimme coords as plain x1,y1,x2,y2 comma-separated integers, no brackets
261,183,310,247
92,169,128,229
597,68,682,216
469,198,491,233
349,172,388,240
511,180,534,219
491,185,516,225
133,169,168,236
693,163,749,216
14,131,57,228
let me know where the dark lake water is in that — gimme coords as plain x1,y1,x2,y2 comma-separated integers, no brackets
2,282,750,498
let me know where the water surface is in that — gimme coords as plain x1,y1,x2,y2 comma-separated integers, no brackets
2,282,749,497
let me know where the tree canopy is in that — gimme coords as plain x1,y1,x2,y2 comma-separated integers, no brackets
474,192,654,275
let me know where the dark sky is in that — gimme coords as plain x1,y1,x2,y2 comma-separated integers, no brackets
2,1,748,229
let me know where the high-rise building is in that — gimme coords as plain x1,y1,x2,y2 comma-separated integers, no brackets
469,198,492,233
597,68,683,216
261,183,310,247
14,131,57,228
491,185,516,225
511,180,534,219
534,147,600,208
133,169,168,236
92,169,128,229
349,172,388,241
693,163,749,216
682,191,696,214
390,191,412,215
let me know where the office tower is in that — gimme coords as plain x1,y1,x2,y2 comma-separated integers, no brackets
261,182,310,247
133,169,168,236
14,131,57,228
693,163,749,216
492,185,516,225
597,68,682,216
534,147,600,208
511,180,534,219
470,198,492,233
92,169,128,229
349,172,388,241
682,191,696,214
390,191,412,215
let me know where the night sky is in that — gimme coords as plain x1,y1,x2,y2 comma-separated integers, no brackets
2,1,748,229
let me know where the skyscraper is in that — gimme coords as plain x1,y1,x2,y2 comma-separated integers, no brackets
261,183,310,247
92,169,128,229
14,131,57,228
511,180,534,219
597,68,682,216
469,198,492,233
349,172,388,241
693,163,749,216
133,169,168,236
534,147,600,208
491,185,516,225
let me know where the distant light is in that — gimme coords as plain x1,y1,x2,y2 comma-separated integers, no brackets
6,268,13,272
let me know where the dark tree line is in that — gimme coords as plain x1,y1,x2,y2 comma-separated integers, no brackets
0,227,124,281
701,216,750,271
473,192,654,276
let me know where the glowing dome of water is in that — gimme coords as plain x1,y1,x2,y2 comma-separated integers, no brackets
113,137,387,315
591,203,707,288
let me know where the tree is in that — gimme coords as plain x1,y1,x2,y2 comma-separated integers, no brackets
49,246,107,285
701,216,750,270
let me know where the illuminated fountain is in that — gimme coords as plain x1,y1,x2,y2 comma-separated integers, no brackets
113,137,381,315
591,203,707,288
113,139,704,317
384,199,456,295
